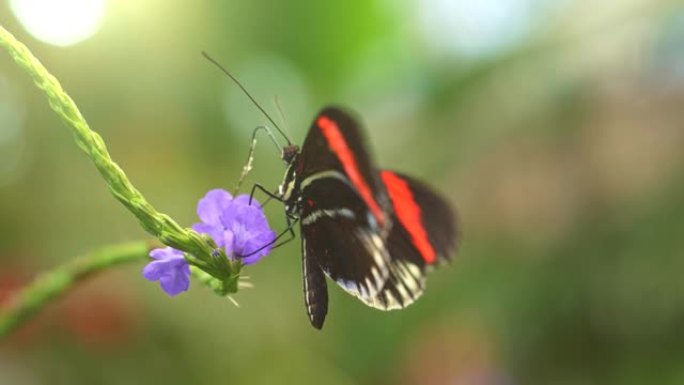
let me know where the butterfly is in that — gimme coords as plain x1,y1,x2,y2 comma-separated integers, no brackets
200,52,458,329
276,106,458,329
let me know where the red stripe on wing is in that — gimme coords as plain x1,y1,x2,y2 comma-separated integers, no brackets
380,171,436,264
317,116,386,227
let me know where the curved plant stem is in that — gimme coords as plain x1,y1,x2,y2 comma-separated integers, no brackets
0,242,150,341
0,24,240,292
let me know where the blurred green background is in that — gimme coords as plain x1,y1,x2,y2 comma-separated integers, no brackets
1,0,684,384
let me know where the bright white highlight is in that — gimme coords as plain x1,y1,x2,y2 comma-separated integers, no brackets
9,0,106,47
418,0,535,57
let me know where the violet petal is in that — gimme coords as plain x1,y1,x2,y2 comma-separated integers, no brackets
196,189,233,226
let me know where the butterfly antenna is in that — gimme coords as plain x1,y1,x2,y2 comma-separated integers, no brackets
273,95,292,139
202,51,293,146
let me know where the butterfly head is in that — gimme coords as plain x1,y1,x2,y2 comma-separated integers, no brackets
282,144,300,165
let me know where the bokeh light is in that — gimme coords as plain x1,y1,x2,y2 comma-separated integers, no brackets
9,0,106,47
417,0,560,58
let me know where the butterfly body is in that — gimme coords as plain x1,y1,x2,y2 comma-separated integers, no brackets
278,106,458,329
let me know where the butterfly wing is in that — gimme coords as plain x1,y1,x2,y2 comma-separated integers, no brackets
382,171,457,265
361,171,458,310
296,108,458,327
296,106,392,232
302,236,328,329
297,107,394,328
300,175,391,291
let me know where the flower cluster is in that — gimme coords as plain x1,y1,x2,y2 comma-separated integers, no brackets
142,189,276,296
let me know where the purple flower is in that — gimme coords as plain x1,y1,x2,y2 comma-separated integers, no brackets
192,189,276,265
142,189,276,296
142,247,190,296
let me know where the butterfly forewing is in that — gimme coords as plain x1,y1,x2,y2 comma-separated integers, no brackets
296,107,392,232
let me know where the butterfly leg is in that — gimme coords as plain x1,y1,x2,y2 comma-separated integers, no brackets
249,183,284,207
233,124,285,195
240,214,299,258
271,214,299,249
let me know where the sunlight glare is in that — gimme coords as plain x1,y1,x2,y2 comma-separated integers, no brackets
9,0,106,47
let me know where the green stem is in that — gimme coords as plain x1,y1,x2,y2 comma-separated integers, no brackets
0,242,151,340
0,25,240,290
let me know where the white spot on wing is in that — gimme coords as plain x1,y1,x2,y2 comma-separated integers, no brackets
384,291,401,310
356,259,427,311
300,170,350,190
364,278,376,294
369,233,387,268
302,208,355,225
405,263,422,281
395,282,410,303
358,282,369,299
371,267,383,289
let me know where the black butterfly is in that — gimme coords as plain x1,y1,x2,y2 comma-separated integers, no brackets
276,107,458,329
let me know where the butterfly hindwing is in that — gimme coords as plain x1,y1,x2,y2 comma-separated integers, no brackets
362,171,458,310
382,171,457,265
